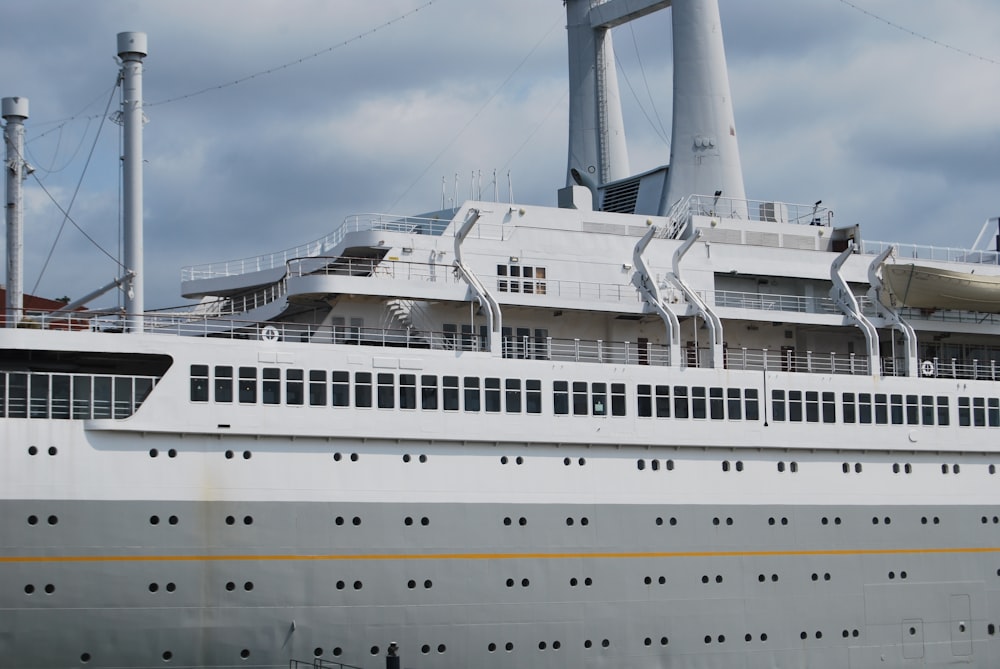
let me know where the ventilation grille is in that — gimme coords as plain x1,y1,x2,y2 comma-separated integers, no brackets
601,177,641,214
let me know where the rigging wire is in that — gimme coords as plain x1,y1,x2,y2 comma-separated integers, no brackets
626,21,669,147
835,0,1000,66
384,11,565,212
145,1,438,108
31,75,125,294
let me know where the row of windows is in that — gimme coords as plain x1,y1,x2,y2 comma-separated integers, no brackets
190,366,1000,429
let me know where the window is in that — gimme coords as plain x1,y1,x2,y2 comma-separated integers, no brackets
874,394,888,424
309,370,327,406
822,392,836,423
692,387,706,419
573,382,588,415
506,379,522,413
592,383,607,416
464,377,480,412
936,396,950,426
638,385,652,418
921,395,935,425
377,373,395,409
239,367,257,404
611,383,626,416
554,381,569,415
485,378,501,412
710,387,724,420
890,394,903,425
788,390,803,422
905,395,919,425
744,389,759,421
771,390,786,422
526,380,542,414
497,265,508,292
215,366,233,403
859,393,872,424
442,376,459,411
990,398,1000,427
674,386,689,419
191,365,209,402
727,389,741,420
400,374,417,410
262,368,280,405
421,375,438,410
332,371,350,407
805,391,819,422
959,397,971,427
286,369,304,406
843,393,856,423
974,397,986,427
355,372,372,408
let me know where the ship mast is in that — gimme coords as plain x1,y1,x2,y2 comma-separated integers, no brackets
118,31,147,332
3,97,29,328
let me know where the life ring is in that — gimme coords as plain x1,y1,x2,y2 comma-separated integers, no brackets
920,360,935,377
260,325,280,342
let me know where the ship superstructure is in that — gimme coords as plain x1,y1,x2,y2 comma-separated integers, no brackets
2,2,1000,668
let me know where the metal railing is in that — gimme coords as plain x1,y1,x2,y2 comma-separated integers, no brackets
705,289,842,315
861,240,1000,266
0,370,159,420
722,348,870,376
290,659,362,669
685,195,832,226
289,256,462,285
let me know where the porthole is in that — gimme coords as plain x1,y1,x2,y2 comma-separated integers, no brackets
488,643,497,652
503,517,512,526
953,464,960,474
768,517,775,526
500,456,509,464
745,633,752,642
166,582,176,592
419,454,427,463
713,517,720,526
424,580,432,589
777,461,785,472
852,630,860,637
842,463,849,473
168,515,178,525
888,571,895,580
643,637,652,647
47,515,58,525
47,584,61,596
758,574,765,583
518,517,527,526
333,648,342,656
370,647,379,656
726,517,733,526
521,578,530,587
539,642,547,650
150,515,160,525
790,462,798,472
353,581,362,590
437,644,446,654
333,452,342,461
735,461,743,472
854,463,862,473
942,464,949,474
761,633,768,641
336,581,345,590
892,463,900,474
652,460,660,471
403,454,411,463
666,459,674,470
658,576,666,585
24,584,35,594
637,460,646,470
149,583,159,593
578,458,586,466
815,631,822,639
168,449,177,458
244,582,254,591
335,517,344,526
771,574,778,582
515,456,523,465
48,446,57,456
407,579,416,589
601,639,610,648
28,446,37,456
704,636,711,644
781,517,788,525
564,457,571,466
584,640,592,649
240,649,250,660
573,577,581,586
243,451,252,460
225,516,235,526
718,635,726,643
225,582,235,591
584,577,592,586
162,651,173,662
800,632,807,640
992,464,997,475
670,517,677,525
567,517,574,526
405,517,414,526
243,516,253,525
581,517,589,526
352,516,361,526
505,642,514,651
702,575,709,584
835,517,842,525
843,629,850,638
225,450,234,459
421,645,430,655
722,460,730,472
80,653,91,663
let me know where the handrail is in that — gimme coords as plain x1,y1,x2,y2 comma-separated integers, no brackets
861,239,1000,266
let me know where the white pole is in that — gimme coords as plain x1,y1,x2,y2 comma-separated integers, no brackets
3,96,29,328
118,31,147,332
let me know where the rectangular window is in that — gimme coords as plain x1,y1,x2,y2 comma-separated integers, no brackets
93,376,112,419
497,264,508,292
113,376,132,419
937,396,950,426
27,374,48,419
399,374,417,410
421,375,438,410
526,379,542,414
572,381,588,415
788,390,803,422
506,379,522,413
71,376,91,420
874,393,888,424
771,389,786,422
190,365,209,402
989,398,1000,427
822,391,836,423
974,397,986,427
611,383,626,416
355,372,372,408
592,382,607,416
51,375,71,419
377,373,395,409
889,394,903,425
691,387,707,419
332,371,350,407
214,366,233,403
709,387,724,420
674,386,689,419
485,377,501,412
744,389,759,421
638,384,652,417
239,367,257,404
655,385,671,418
905,394,919,425
859,393,872,424
842,392,856,423
464,377,480,412
286,369,304,406
309,370,327,406
262,368,280,405
958,397,971,427
554,381,569,415
805,391,819,422
727,388,742,420
921,395,935,425
443,376,459,411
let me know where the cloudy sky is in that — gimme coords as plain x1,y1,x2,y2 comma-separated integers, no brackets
2,0,999,309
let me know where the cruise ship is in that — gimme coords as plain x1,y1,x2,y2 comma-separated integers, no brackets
3,1,1000,668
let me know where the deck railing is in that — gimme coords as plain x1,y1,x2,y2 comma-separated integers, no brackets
860,240,1000,266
